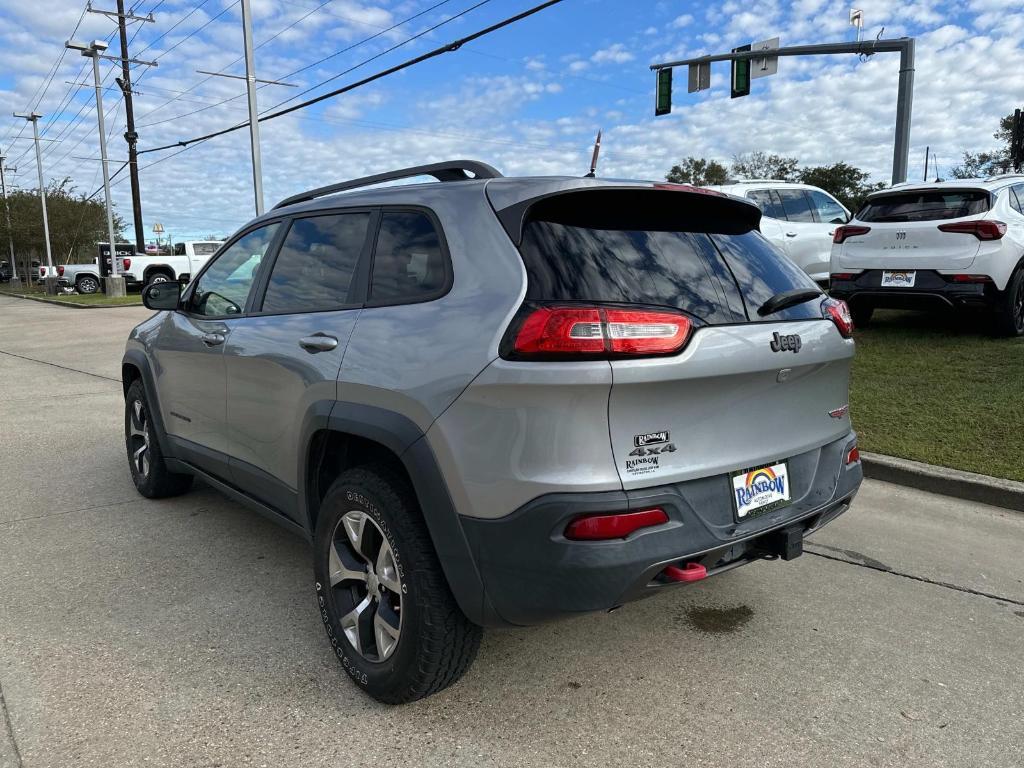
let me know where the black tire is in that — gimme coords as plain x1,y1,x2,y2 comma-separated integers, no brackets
314,464,481,704
146,271,173,289
992,266,1024,337
850,304,873,329
124,379,193,498
76,275,100,294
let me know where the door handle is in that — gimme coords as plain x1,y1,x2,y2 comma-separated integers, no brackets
785,232,798,237
201,332,225,346
299,334,339,353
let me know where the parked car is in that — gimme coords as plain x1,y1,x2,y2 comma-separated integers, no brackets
829,175,1024,336
123,161,863,704
57,254,132,294
707,180,851,286
121,240,224,289
0,261,10,282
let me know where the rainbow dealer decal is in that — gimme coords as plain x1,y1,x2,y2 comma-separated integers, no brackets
732,462,791,519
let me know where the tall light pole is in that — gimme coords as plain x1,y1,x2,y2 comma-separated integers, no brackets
67,39,124,296
240,0,264,215
13,112,55,294
0,150,19,288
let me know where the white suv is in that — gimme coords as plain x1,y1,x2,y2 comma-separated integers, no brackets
829,176,1024,336
708,181,851,285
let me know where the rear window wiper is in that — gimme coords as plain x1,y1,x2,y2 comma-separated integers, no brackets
757,288,822,317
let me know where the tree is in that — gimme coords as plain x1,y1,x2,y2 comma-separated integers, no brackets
666,157,729,186
731,151,799,182
949,112,1016,178
797,162,886,212
0,178,123,282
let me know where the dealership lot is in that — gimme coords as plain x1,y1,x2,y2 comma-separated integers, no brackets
1,295,1023,768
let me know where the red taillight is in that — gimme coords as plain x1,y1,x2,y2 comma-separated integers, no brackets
564,508,669,541
512,306,692,359
937,220,1006,240
822,297,854,338
846,445,860,465
948,274,992,283
123,257,131,270
833,225,871,244
57,265,65,276
830,272,857,280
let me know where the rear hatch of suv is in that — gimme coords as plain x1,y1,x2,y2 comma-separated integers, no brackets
835,187,991,271
494,184,855,493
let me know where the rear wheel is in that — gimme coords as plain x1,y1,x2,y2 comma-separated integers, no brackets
992,266,1024,337
124,379,193,498
314,464,481,704
850,304,873,329
76,275,99,294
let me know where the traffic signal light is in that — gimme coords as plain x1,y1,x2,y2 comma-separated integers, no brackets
731,45,751,98
655,68,672,116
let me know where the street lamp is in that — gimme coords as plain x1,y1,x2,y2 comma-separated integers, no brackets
12,111,55,294
66,38,125,297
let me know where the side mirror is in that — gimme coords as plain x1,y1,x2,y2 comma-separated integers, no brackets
142,281,182,311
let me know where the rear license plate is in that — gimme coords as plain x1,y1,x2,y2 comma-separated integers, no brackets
881,270,916,287
731,462,791,520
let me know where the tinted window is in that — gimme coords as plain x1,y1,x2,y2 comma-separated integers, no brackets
193,242,222,256
711,232,823,321
747,189,786,219
807,190,847,224
173,243,185,255
369,211,447,303
189,224,279,317
775,189,816,223
1009,185,1024,214
519,222,745,324
262,213,370,313
858,189,990,222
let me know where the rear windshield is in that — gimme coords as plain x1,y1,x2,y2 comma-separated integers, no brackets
518,203,823,324
857,190,990,222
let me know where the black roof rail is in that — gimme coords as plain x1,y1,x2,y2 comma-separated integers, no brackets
272,160,503,210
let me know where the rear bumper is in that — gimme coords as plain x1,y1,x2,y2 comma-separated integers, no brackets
830,270,995,311
460,432,862,626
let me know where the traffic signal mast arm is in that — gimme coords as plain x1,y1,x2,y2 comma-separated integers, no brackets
650,37,916,185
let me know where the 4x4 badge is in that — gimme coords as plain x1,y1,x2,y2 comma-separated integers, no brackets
770,332,802,353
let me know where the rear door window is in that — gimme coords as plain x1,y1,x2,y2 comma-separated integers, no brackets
1008,185,1024,214
710,232,823,322
775,189,816,222
747,189,787,219
261,212,371,314
857,189,991,222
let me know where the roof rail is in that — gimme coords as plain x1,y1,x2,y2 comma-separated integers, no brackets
273,159,502,210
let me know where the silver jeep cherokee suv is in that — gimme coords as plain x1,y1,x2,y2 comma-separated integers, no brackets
122,161,863,703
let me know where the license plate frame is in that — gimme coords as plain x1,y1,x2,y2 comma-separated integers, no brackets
731,461,792,522
881,270,916,287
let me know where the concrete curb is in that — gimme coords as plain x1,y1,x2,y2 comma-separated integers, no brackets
0,292,141,309
861,451,1024,514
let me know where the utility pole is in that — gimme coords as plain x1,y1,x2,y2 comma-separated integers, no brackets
88,0,154,253
67,39,123,296
241,0,264,215
650,37,916,185
13,113,56,295
0,150,20,288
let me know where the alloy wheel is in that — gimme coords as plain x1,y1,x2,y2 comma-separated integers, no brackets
127,399,150,478
329,510,403,662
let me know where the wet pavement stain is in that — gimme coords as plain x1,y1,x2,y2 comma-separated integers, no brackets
683,605,754,634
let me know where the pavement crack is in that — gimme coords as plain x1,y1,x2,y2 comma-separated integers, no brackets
805,547,1024,607
0,679,24,768
0,497,141,526
0,349,120,383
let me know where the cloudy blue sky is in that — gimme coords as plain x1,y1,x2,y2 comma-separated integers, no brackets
0,0,1021,243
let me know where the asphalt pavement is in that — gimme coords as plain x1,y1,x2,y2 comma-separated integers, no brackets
1,294,1022,768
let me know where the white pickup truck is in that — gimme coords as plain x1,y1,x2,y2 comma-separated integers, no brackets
124,240,224,288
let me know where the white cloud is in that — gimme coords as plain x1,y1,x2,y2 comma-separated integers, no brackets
591,43,635,65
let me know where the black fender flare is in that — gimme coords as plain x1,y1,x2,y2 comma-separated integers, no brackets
121,348,175,461
299,401,503,627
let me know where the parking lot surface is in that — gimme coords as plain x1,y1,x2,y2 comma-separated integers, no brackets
2,294,1022,768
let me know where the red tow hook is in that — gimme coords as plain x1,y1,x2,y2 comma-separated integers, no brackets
662,562,707,583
